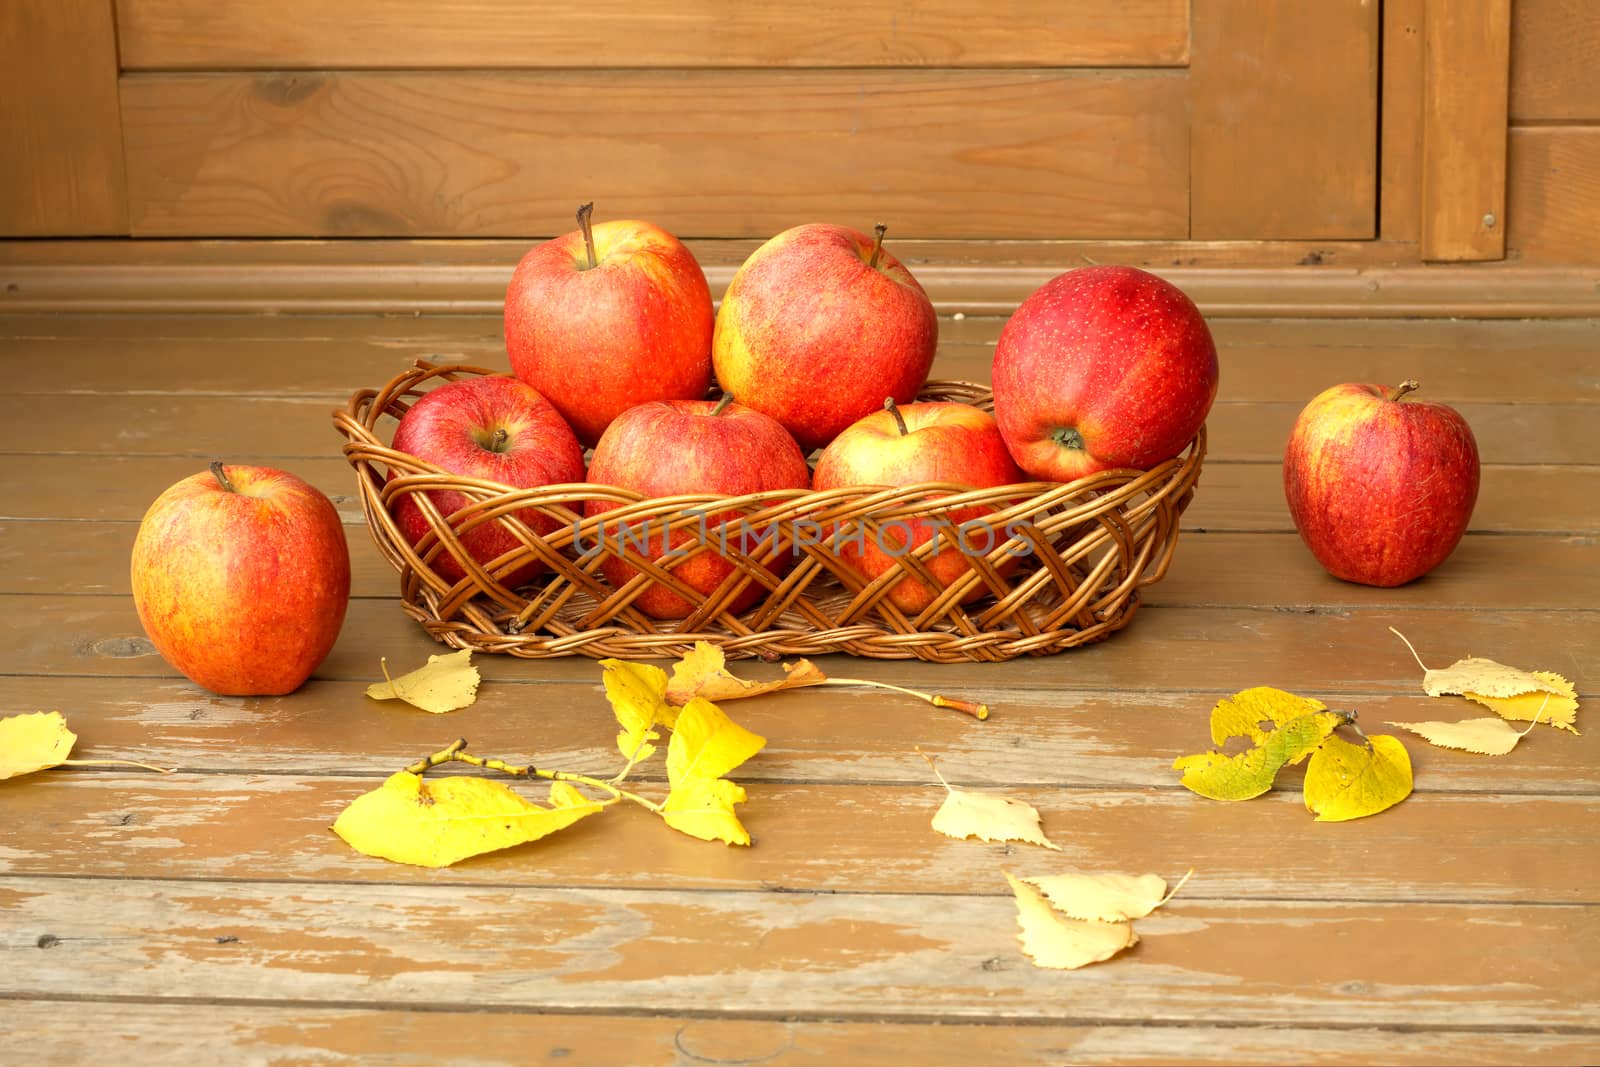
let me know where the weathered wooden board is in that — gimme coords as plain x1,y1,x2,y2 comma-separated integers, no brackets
120,70,1189,239
4,877,1595,1027
115,0,1190,70
1507,127,1600,265
2,672,1594,794
1509,0,1600,122
9,1000,1595,1067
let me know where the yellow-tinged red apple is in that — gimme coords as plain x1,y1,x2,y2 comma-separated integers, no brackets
1284,380,1480,587
813,400,1024,614
993,265,1217,481
584,396,811,620
389,374,585,588
505,204,713,446
712,223,937,452
131,463,350,696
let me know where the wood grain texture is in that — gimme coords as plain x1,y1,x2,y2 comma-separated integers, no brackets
1189,0,1379,240
1380,0,1426,242
1507,126,1600,264
10,1001,1596,1067
1421,0,1512,261
120,70,1189,240
115,0,1191,70
1509,0,1600,122
0,0,129,235
4,877,1595,1028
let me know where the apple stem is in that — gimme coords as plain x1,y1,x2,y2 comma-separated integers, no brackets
490,427,510,453
1388,379,1420,402
868,223,888,269
710,393,735,417
576,202,598,270
883,396,909,436
209,460,237,493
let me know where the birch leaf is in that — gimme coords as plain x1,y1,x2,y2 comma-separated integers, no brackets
927,757,1060,850
1025,871,1188,922
665,641,828,705
332,771,604,867
600,658,678,763
1175,695,1344,801
1303,733,1413,822
1385,716,1533,756
1464,672,1579,734
658,697,767,846
1005,872,1137,969
366,650,479,714
0,711,77,778
1209,686,1330,746
1422,657,1567,700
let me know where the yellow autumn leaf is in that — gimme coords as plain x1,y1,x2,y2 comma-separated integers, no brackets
658,697,767,846
1303,733,1413,822
1175,694,1344,801
366,649,480,714
1025,870,1192,922
1386,695,1548,755
332,771,605,867
1464,672,1579,734
0,711,77,779
931,789,1061,851
1005,872,1138,969
1422,657,1566,700
1209,686,1330,746
600,658,679,763
665,641,829,706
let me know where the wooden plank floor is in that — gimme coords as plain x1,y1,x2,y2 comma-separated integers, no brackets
1,311,1596,1065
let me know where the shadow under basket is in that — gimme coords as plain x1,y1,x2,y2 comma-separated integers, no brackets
334,361,1206,663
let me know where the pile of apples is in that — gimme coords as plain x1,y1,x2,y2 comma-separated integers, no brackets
391,206,1220,621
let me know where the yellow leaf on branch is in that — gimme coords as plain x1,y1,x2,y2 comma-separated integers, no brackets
331,771,605,867
659,697,767,846
600,658,679,764
1174,688,1344,801
366,649,480,714
1026,869,1192,923
0,711,77,779
1005,872,1137,969
1303,733,1413,822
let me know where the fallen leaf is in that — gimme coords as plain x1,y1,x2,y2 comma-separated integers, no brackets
1025,870,1191,922
1463,672,1579,734
332,771,604,867
926,756,1060,850
600,658,679,763
366,649,480,714
1303,733,1413,822
0,711,77,779
1175,689,1344,801
665,641,828,705
659,697,767,845
1386,703,1546,756
1005,872,1137,969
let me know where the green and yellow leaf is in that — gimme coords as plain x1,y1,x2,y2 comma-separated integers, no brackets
332,771,604,868
1209,686,1330,746
1175,703,1344,801
1303,733,1413,822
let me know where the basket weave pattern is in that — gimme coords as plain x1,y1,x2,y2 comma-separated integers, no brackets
334,361,1205,662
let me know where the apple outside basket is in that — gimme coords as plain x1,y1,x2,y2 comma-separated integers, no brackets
333,360,1205,663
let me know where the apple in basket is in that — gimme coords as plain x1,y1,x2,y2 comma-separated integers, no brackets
813,399,1025,615
504,204,713,446
131,463,350,696
712,223,938,452
1284,379,1480,587
584,395,811,620
389,375,586,588
992,265,1218,481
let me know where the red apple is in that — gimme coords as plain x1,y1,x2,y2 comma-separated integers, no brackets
712,223,937,452
505,204,713,446
1284,379,1480,587
813,400,1024,614
390,374,585,588
992,265,1218,481
131,463,350,696
584,396,811,619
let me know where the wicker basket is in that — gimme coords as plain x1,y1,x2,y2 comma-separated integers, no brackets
333,360,1205,662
